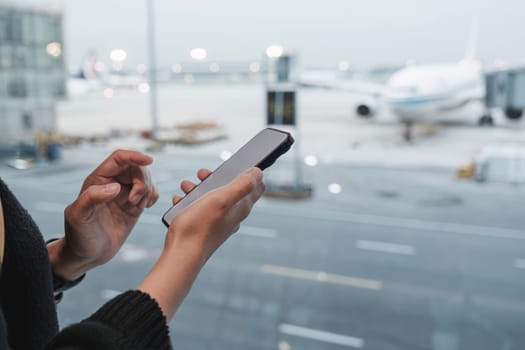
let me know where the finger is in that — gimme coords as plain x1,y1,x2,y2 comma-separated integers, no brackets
221,167,263,207
180,180,198,194
238,172,265,211
245,184,264,209
254,179,266,199
71,183,121,220
197,168,212,181
172,195,183,205
179,168,212,194
93,150,153,179
128,166,154,205
236,191,260,222
128,177,147,205
146,186,159,208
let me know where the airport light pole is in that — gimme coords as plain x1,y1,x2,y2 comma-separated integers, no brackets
146,0,159,140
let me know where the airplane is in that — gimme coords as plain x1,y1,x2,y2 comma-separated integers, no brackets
67,50,147,98
299,22,524,141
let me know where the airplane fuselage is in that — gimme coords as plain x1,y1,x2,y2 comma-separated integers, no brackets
384,60,485,123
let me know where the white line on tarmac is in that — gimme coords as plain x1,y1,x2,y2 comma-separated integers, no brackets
279,324,364,348
101,289,122,300
356,240,416,255
260,264,383,290
258,205,525,241
117,244,153,262
513,258,525,269
238,226,277,238
38,200,525,241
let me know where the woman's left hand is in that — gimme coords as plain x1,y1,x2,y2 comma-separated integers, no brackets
48,150,158,280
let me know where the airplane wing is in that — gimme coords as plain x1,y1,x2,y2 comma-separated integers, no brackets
298,71,387,98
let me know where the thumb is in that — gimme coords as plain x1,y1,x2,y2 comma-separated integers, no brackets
73,183,121,219
221,168,262,207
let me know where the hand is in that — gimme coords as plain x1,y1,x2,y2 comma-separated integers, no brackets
166,167,265,260
138,167,265,320
49,150,159,280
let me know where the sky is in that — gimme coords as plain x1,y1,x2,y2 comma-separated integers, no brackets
17,0,525,70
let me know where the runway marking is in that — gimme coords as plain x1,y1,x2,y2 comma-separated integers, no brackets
36,200,525,241
259,205,525,241
513,258,525,269
356,240,416,255
238,226,277,239
279,324,364,348
117,244,153,262
260,264,383,290
101,289,122,300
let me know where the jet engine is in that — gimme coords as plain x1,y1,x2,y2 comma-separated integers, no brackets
505,108,523,120
355,97,378,118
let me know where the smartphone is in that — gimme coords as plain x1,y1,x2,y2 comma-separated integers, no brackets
162,128,294,227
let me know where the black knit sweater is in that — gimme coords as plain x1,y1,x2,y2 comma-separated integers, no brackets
0,178,171,349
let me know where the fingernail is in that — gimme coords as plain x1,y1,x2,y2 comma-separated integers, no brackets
130,194,140,204
105,183,120,193
244,168,255,176
245,168,261,180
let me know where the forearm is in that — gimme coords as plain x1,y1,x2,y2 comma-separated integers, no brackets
137,167,263,321
137,240,206,322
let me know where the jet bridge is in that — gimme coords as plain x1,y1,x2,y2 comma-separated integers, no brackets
484,68,525,123
462,68,525,183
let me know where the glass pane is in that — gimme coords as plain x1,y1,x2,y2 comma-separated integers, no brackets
0,73,7,97
6,12,22,42
0,45,13,69
21,12,33,44
33,14,46,44
0,9,7,42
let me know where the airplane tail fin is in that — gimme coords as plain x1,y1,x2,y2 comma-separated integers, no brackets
463,17,479,61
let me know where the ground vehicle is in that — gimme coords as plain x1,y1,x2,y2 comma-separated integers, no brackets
470,143,525,183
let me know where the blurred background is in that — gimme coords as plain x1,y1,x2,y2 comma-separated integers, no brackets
2,0,525,349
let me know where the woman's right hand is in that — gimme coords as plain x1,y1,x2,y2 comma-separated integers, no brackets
165,167,264,260
138,167,265,321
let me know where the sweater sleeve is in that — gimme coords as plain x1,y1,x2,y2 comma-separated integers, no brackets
45,290,172,350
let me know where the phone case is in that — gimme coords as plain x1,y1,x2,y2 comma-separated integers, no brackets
256,128,294,170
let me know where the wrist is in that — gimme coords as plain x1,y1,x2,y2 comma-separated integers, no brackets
165,233,216,267
47,237,93,281
164,225,226,265
163,240,206,271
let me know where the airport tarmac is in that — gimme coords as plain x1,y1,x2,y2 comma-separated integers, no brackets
56,82,525,170
2,82,525,349
3,147,525,350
